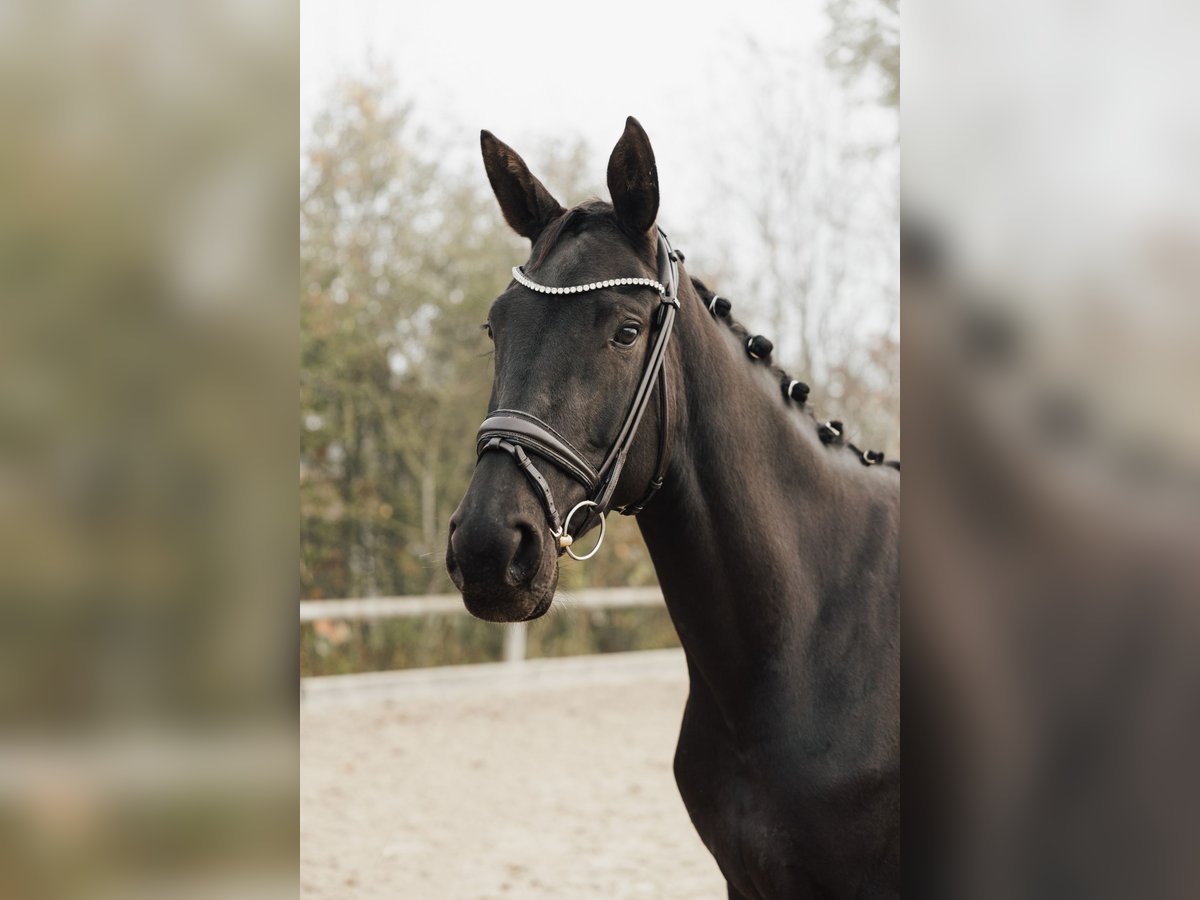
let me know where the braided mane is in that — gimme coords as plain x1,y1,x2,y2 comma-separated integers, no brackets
687,275,899,472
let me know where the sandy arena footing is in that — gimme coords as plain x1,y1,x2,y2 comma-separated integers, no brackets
301,651,725,899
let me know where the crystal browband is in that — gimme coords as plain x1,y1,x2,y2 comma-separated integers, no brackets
511,266,666,296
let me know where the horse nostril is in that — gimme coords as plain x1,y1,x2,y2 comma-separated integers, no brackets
445,520,464,588
508,522,544,586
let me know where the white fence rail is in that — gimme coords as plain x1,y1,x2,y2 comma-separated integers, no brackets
300,586,665,663
301,648,687,706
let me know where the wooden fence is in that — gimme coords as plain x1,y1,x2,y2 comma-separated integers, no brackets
299,586,664,664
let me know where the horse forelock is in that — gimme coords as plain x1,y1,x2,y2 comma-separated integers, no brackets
530,200,613,269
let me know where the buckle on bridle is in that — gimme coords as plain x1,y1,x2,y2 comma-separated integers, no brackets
655,295,680,327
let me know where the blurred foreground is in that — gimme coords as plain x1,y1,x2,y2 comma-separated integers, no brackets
905,1,1200,894
1,2,297,897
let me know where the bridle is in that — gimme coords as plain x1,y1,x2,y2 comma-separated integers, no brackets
475,228,681,561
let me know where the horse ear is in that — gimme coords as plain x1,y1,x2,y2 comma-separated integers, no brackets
607,116,659,241
480,130,565,242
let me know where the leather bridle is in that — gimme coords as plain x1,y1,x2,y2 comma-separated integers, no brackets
475,229,681,561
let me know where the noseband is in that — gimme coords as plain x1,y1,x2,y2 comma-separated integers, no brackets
475,229,681,561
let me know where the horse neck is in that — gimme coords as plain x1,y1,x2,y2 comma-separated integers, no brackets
636,278,875,715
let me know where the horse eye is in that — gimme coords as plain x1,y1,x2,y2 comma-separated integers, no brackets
482,323,493,340
614,324,640,346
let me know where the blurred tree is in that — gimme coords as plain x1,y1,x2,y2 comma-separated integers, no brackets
825,0,900,108
301,71,518,599
689,37,899,456
820,0,900,450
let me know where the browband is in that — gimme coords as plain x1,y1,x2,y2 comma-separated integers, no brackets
475,228,681,560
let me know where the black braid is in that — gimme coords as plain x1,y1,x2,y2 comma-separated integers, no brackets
687,275,898,471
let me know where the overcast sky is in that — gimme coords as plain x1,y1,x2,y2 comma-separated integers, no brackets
301,0,831,213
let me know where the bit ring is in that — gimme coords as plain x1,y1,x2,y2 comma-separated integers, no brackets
560,500,606,561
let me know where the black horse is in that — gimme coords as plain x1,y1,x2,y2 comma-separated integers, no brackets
447,117,899,899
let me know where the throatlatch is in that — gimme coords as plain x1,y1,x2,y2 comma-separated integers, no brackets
475,229,681,561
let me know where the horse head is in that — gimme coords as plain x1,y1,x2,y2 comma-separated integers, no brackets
446,118,678,622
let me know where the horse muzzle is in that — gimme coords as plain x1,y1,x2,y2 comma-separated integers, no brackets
446,456,560,622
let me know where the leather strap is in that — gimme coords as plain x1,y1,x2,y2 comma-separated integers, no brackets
599,296,675,510
620,364,670,516
477,410,600,490
480,437,564,537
